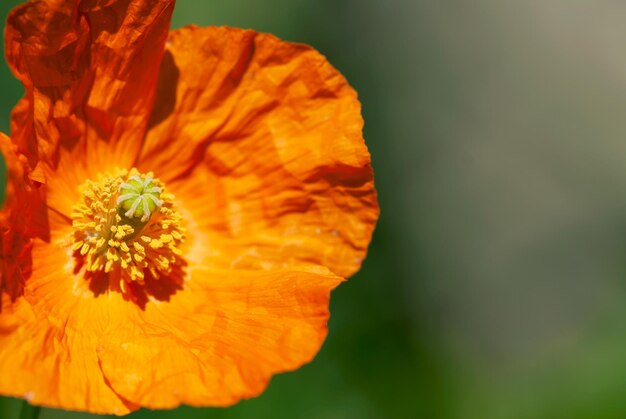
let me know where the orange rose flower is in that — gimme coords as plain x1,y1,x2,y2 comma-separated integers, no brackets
0,0,378,415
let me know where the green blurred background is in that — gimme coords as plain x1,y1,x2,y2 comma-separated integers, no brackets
4,1,626,418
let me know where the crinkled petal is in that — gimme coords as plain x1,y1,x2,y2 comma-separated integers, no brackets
0,133,45,305
97,267,341,408
141,26,379,278
5,0,175,176
0,133,23,225
0,293,138,414
19,209,341,411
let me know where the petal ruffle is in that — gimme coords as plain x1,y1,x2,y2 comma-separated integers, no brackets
19,211,341,411
0,133,45,305
5,0,175,176
141,26,379,278
0,294,138,415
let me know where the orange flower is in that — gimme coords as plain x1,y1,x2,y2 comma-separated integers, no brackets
0,0,378,415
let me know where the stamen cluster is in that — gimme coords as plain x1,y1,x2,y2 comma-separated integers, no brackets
71,168,185,292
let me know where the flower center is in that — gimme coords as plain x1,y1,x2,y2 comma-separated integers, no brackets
71,168,185,294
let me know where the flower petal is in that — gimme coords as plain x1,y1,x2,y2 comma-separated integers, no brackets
141,26,379,278
0,295,138,414
97,267,341,409
5,0,175,175
0,133,46,305
19,212,341,411
0,133,26,303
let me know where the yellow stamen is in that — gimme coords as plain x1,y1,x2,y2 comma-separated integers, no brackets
71,168,186,290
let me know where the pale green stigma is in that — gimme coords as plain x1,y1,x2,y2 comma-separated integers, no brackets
116,174,163,222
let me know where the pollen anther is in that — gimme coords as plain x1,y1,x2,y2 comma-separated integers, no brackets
71,168,185,290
